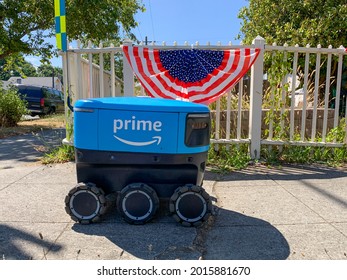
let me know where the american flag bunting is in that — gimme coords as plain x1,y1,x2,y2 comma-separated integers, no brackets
122,46,260,104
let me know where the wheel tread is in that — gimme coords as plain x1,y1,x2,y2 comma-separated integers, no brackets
117,183,159,225
169,184,212,227
65,182,106,224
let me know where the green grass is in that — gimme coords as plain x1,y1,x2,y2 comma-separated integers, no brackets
41,144,75,164
207,144,251,172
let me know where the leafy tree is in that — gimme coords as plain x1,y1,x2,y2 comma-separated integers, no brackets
238,0,347,48
37,63,63,78
238,0,347,120
21,62,38,77
0,55,37,80
0,57,63,81
0,0,144,60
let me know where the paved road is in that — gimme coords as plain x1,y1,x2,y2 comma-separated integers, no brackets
0,131,347,260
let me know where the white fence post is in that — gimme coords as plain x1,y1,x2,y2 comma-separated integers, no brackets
122,39,134,96
249,36,265,159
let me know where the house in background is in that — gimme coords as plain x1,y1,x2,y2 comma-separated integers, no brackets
2,76,63,91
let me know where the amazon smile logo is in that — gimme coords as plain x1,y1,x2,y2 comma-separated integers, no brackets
113,116,162,146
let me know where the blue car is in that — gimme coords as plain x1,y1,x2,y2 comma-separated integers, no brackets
15,84,64,116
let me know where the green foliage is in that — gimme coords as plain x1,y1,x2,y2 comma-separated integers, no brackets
0,56,63,81
261,119,347,166
67,0,144,45
238,0,347,48
208,144,251,172
32,127,74,164
263,51,292,140
0,85,28,127
37,63,63,78
0,0,144,60
0,55,38,80
41,144,75,164
263,144,347,167
0,0,55,60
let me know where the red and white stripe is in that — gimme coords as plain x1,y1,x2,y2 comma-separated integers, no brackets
123,46,260,105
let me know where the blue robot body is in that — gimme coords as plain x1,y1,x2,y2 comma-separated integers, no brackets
66,97,212,226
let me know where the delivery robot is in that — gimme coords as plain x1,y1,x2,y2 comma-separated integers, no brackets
65,97,212,226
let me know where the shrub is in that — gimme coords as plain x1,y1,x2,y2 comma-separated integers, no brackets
0,86,28,127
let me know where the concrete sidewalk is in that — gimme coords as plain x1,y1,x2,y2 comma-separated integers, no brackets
0,131,347,260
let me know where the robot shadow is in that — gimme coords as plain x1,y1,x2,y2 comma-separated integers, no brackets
71,204,290,260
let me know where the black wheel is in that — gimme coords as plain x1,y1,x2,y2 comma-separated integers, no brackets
65,182,106,224
117,183,159,225
48,106,56,115
169,184,212,227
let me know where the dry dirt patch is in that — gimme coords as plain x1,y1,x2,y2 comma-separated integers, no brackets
0,114,66,139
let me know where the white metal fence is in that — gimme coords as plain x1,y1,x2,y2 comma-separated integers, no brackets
63,36,347,159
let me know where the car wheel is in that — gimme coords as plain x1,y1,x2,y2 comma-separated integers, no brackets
48,106,56,114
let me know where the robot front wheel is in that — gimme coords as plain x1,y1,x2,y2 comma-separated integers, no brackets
65,182,107,224
169,184,212,227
